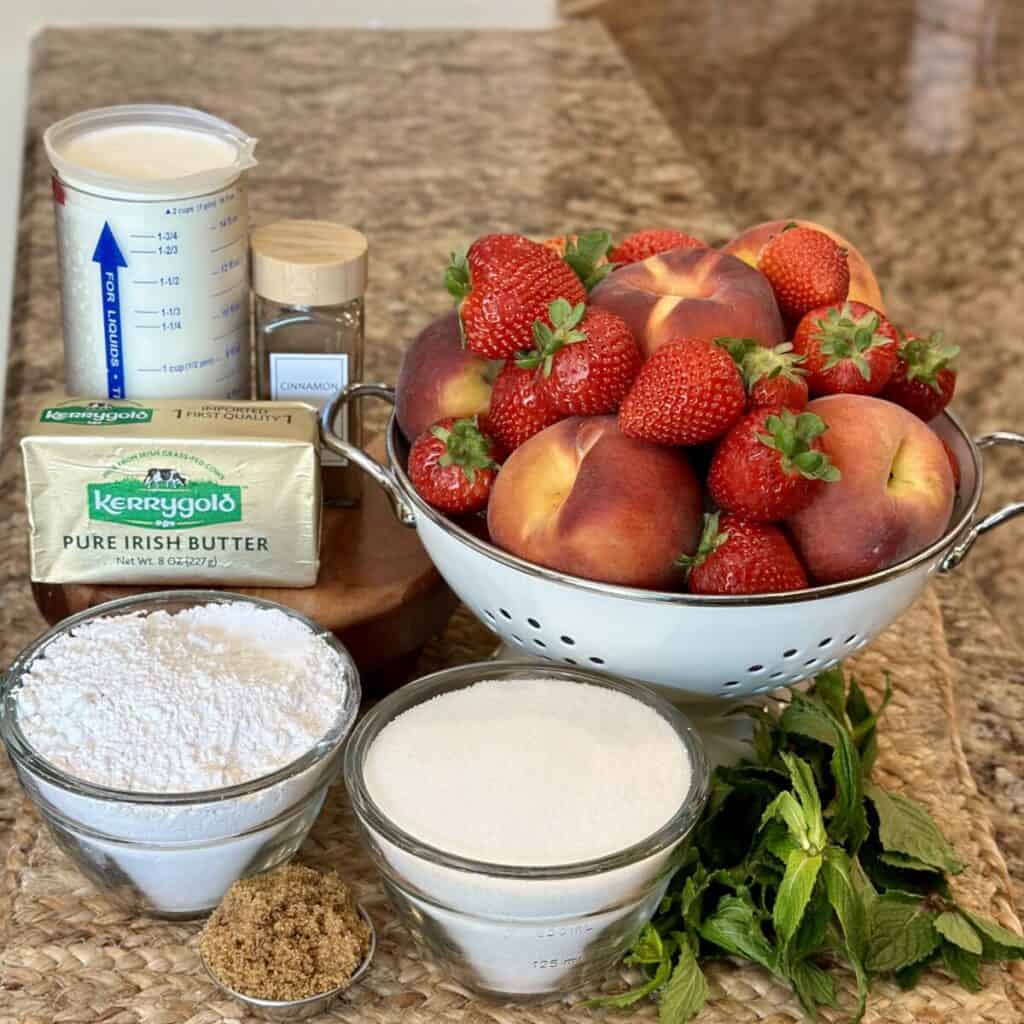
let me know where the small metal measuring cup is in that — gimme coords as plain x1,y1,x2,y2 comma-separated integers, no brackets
201,904,375,1020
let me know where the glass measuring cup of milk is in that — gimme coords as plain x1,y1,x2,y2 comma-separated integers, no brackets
44,105,257,400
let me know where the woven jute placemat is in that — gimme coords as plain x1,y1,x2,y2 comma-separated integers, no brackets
1,590,1022,1023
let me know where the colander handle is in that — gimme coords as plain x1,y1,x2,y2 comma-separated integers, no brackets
320,383,417,528
940,431,1024,573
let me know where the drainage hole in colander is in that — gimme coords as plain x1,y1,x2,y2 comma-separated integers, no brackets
527,617,541,629
483,609,496,623
754,683,778,695
533,638,547,648
845,633,858,644
818,636,833,647
564,657,577,665
589,656,605,665
510,634,523,645
783,648,798,658
561,635,576,646
804,658,819,667
747,664,764,673
770,671,784,680
500,608,512,620
721,680,741,690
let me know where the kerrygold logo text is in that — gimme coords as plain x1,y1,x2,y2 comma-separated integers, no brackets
87,478,243,530
42,405,153,426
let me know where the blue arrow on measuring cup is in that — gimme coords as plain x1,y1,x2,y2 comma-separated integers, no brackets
92,221,128,399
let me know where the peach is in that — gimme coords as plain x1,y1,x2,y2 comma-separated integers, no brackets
722,219,885,313
589,247,784,359
787,395,954,583
487,416,702,589
395,310,498,441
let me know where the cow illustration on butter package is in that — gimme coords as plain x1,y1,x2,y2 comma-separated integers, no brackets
21,398,321,586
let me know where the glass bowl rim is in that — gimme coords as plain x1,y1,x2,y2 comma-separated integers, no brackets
344,659,710,880
1,590,361,806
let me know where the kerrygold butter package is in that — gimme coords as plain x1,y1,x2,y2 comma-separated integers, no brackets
21,398,321,587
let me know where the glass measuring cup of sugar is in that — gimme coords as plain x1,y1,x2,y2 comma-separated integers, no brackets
44,105,257,400
344,661,710,1001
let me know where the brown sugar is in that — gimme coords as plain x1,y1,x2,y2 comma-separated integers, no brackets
200,863,371,1001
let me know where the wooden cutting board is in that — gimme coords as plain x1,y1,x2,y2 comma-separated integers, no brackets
31,445,457,693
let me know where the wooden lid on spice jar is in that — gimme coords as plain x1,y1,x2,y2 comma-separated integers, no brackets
251,220,368,306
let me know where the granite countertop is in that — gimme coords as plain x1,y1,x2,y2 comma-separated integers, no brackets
1,18,1022,916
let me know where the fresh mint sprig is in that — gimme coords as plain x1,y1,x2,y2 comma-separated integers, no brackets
589,666,1024,1023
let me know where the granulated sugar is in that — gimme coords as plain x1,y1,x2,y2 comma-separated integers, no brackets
363,677,690,865
16,602,346,792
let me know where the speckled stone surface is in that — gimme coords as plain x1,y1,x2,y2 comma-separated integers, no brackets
595,0,1024,903
2,14,1024,979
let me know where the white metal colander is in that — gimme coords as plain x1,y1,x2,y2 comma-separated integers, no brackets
322,384,1023,701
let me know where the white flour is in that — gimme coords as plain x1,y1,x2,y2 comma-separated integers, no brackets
17,603,346,793
12,602,353,915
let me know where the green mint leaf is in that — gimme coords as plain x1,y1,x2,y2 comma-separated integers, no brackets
781,693,838,746
878,850,943,874
774,849,823,946
761,790,810,848
679,874,708,931
847,674,892,775
657,939,708,1024
788,958,837,1019
780,752,826,851
865,781,965,874
587,955,673,1009
822,848,870,1020
813,667,847,723
822,848,869,961
959,909,1024,961
934,911,983,954
763,820,801,864
629,923,668,965
865,893,940,973
698,895,777,971
894,952,938,990
781,694,866,849
788,883,832,962
941,941,982,992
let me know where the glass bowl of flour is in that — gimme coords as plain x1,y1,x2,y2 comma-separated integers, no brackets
0,591,360,918
344,661,709,1000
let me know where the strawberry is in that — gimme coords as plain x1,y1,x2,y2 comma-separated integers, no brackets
516,299,641,416
792,301,899,396
677,512,809,595
446,233,587,359
608,228,707,266
408,417,500,515
618,337,746,446
756,224,850,323
717,337,809,410
543,229,615,291
708,406,840,521
483,361,564,452
880,330,959,421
